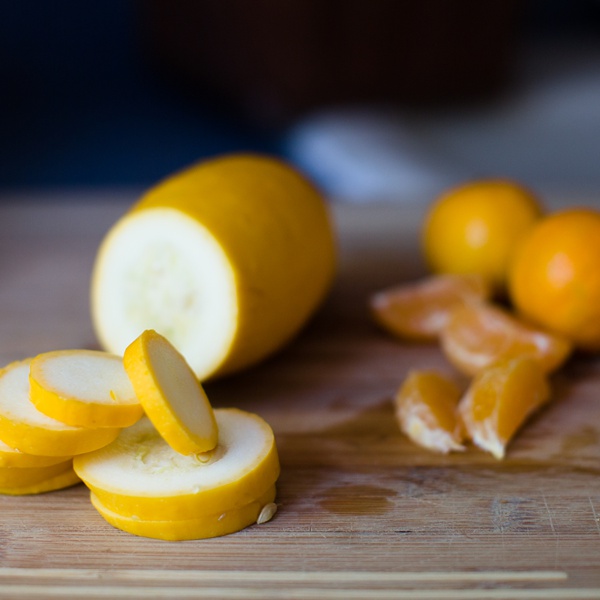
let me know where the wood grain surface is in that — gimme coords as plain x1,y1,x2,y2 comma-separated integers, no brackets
0,195,599,599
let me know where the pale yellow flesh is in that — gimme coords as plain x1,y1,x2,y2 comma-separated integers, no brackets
29,350,142,428
73,409,280,521
90,486,276,541
91,209,238,381
123,330,219,455
0,360,120,456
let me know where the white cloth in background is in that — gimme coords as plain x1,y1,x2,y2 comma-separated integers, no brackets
285,108,458,203
284,44,600,204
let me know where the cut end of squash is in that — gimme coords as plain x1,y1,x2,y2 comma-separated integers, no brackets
123,330,219,455
91,208,238,381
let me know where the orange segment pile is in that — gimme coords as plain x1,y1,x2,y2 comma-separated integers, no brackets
440,301,572,376
370,274,491,342
458,357,551,459
394,370,465,454
373,179,600,459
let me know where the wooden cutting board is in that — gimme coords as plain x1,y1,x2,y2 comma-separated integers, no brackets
0,196,599,599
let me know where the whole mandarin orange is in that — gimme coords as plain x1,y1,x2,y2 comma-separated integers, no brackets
508,207,600,351
422,180,543,293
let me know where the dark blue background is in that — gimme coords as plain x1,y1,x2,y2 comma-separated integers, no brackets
0,1,277,188
0,1,598,189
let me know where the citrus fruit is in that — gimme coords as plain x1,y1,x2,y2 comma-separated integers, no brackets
458,356,551,459
395,370,465,454
422,179,542,293
369,273,491,341
509,207,600,351
29,350,142,428
91,154,336,380
440,301,572,376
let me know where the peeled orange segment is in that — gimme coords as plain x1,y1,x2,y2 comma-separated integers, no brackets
0,465,80,496
395,370,465,454
91,154,336,381
89,486,276,541
458,357,551,459
123,330,218,455
0,360,120,457
0,439,71,468
440,301,572,377
73,409,280,521
369,274,491,341
29,350,142,428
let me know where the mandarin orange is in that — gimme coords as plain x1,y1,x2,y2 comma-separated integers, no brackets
422,180,542,293
509,207,600,351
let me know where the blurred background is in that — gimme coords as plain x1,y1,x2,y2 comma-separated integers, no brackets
1,0,599,203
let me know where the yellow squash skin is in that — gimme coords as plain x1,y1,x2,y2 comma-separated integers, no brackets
0,360,121,457
0,440,72,468
0,462,81,495
73,409,280,521
0,469,80,496
0,460,74,488
91,153,337,380
123,330,219,455
90,486,276,541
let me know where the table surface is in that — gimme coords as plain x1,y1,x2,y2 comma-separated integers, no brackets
0,194,599,600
